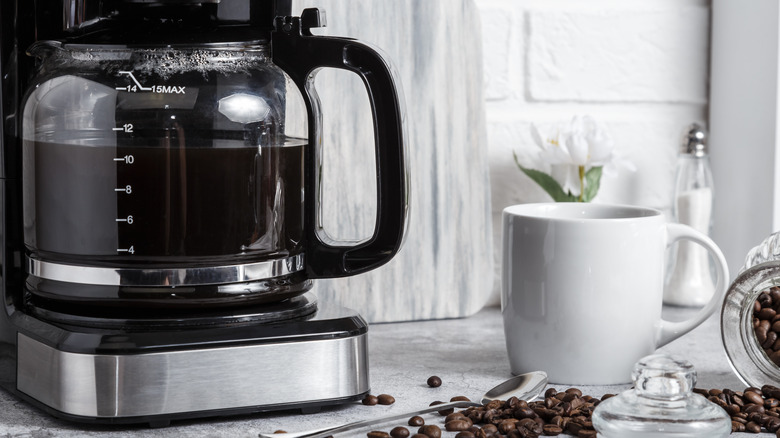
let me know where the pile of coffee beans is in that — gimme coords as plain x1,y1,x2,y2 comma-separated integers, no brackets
357,377,780,437
362,386,604,438
753,286,780,366
696,384,780,435
445,387,602,438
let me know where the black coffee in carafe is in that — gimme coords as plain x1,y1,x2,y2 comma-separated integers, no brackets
24,139,304,262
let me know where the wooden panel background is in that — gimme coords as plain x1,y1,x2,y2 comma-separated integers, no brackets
292,0,493,322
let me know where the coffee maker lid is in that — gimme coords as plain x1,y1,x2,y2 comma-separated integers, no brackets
61,0,292,45
119,0,221,3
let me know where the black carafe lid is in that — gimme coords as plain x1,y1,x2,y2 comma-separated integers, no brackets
61,0,291,45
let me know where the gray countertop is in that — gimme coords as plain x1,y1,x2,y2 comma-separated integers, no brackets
0,305,764,437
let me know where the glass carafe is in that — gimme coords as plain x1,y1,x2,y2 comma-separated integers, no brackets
20,11,407,311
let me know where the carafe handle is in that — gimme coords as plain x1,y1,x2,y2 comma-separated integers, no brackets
272,9,408,278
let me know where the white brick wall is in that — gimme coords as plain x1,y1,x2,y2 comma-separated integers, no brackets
475,0,712,303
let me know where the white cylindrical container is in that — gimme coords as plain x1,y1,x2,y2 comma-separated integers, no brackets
664,123,716,306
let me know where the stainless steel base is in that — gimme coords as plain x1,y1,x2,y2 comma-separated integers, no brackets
14,306,369,421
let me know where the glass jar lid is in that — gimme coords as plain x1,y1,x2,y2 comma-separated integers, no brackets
592,353,731,437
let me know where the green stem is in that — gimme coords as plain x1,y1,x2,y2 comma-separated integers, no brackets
578,165,585,202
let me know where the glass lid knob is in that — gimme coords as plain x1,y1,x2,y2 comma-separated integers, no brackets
632,354,695,401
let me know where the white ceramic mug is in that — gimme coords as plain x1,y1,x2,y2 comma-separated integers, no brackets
501,203,729,385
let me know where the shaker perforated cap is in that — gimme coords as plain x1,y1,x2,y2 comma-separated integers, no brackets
681,123,708,157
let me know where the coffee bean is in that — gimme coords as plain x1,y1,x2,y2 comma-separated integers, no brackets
506,396,525,409
362,395,378,406
566,421,584,434
761,308,778,320
429,400,453,416
451,395,471,402
390,426,410,438
377,394,395,405
481,424,499,434
445,412,466,423
454,432,474,438
766,385,780,400
746,421,762,433
561,393,577,403
445,420,471,431
766,332,780,349
367,432,390,438
485,399,503,410
542,424,563,435
745,390,764,405
408,416,424,426
410,435,428,438
497,419,518,433
427,376,442,388
417,424,441,438
577,430,597,438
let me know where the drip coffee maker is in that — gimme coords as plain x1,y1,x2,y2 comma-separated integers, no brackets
0,0,406,426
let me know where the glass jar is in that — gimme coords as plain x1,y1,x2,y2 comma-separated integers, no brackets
592,353,731,438
722,231,780,386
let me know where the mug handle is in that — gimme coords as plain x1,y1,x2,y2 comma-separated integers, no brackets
657,223,730,346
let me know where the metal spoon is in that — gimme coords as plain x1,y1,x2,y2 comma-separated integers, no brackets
258,371,548,438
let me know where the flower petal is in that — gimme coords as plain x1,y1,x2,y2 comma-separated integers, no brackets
551,164,581,196
531,124,546,149
567,134,590,165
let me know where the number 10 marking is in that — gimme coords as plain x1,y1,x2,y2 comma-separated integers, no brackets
114,155,135,164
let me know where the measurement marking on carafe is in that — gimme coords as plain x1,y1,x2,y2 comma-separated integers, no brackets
115,185,132,194
116,216,133,223
116,71,152,92
117,247,135,254
113,124,133,133
114,155,135,164
115,71,185,94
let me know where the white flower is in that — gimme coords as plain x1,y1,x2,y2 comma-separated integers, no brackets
530,115,633,197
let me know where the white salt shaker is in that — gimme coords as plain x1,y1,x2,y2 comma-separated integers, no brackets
664,123,715,306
